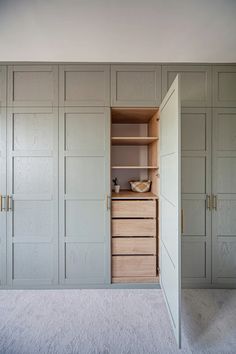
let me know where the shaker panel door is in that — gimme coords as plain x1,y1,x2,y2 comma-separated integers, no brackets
0,107,6,286
8,65,58,107
6,107,59,286
212,108,236,286
59,107,110,285
213,65,236,107
160,75,181,347
59,65,110,106
111,65,161,107
162,65,212,107
181,108,212,286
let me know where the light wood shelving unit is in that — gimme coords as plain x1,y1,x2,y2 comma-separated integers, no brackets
111,107,160,284
112,166,158,169
112,137,158,145
112,190,158,200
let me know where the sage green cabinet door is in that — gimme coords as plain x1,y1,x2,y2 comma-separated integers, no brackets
181,108,212,286
59,107,110,285
213,66,236,107
212,108,236,286
162,65,212,107
111,65,161,107
0,66,6,107
160,75,181,347
6,107,59,287
59,65,110,106
0,107,6,287
8,65,58,107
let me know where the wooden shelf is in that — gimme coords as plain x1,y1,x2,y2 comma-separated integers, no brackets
112,137,158,145
112,276,159,284
111,108,159,123
112,166,158,169
112,190,158,200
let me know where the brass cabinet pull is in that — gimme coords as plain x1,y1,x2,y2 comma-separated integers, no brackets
212,195,217,211
7,195,12,212
0,195,6,212
206,195,211,210
181,209,184,234
106,195,111,210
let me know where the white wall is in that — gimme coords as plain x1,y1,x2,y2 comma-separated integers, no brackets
0,0,235,62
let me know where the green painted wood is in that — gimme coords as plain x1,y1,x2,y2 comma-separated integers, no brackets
212,108,236,286
213,66,236,107
111,65,161,107
6,107,59,287
0,107,7,286
59,107,110,285
7,65,58,107
0,66,7,108
160,75,181,347
59,65,110,106
181,108,212,286
162,65,212,107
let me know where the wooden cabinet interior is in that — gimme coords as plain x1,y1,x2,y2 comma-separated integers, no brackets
111,107,159,283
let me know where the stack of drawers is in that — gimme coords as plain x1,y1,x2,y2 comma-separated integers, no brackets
111,199,157,283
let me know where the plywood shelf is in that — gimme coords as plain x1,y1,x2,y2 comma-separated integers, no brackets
112,108,159,124
112,137,158,145
112,276,159,284
112,166,158,169
112,190,158,200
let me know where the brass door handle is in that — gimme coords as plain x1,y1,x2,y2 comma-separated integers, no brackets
212,195,217,211
7,195,12,212
0,194,6,212
106,195,111,210
206,195,211,210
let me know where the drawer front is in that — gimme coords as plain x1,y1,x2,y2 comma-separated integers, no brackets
112,238,156,255
112,200,156,218
112,255,156,277
112,219,156,237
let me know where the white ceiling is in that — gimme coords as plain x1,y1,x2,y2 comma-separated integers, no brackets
0,0,236,63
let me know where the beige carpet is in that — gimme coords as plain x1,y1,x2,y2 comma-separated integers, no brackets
0,289,235,354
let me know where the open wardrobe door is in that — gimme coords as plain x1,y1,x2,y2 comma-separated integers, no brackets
159,75,181,347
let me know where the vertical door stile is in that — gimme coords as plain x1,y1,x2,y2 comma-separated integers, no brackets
0,106,7,286
159,75,181,347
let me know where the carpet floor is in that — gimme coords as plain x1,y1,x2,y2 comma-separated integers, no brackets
0,289,235,354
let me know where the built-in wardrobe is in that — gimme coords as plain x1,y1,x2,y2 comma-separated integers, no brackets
0,63,236,347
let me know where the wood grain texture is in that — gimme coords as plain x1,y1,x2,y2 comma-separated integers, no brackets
112,238,156,255
112,190,158,200
112,165,158,169
112,200,156,218
112,137,158,145
112,219,156,237
112,255,156,277
112,276,159,283
111,108,158,123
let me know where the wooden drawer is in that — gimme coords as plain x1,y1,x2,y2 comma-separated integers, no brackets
112,238,156,255
112,219,156,237
112,200,156,218
112,255,156,277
